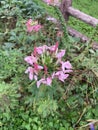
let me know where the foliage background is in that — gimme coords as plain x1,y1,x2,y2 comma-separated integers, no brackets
0,0,98,130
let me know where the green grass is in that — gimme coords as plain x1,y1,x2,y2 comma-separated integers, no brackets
35,0,98,41
33,0,58,18
68,0,98,41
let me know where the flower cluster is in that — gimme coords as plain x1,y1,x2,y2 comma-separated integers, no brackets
26,19,42,33
25,42,72,88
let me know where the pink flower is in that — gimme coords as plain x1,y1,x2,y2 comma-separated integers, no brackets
55,71,69,82
26,19,42,33
24,43,73,88
61,61,72,72
56,50,65,59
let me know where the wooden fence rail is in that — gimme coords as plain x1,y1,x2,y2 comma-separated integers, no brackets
60,0,98,49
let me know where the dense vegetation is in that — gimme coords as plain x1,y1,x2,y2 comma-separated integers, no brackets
0,0,98,130
69,0,98,41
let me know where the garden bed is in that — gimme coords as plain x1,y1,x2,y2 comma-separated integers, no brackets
0,0,98,130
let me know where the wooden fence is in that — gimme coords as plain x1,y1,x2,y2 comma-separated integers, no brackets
60,0,98,49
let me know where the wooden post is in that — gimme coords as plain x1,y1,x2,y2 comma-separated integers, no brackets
60,0,72,22
59,0,98,49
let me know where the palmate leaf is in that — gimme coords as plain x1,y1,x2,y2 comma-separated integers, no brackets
65,68,98,95
0,82,19,111
37,98,58,118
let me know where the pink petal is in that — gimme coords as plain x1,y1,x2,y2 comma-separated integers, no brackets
52,72,56,79
34,75,38,81
37,77,52,88
42,45,48,53
26,19,42,33
34,63,43,72
36,47,43,54
32,25,42,32
56,50,65,58
36,45,48,55
58,74,69,82
37,78,45,88
44,65,48,75
46,77,52,86
24,56,33,65
61,61,72,71
26,19,33,33
27,26,34,33
55,71,69,82
48,42,58,52
25,67,33,73
24,55,37,65
29,72,33,80
31,54,38,62
33,47,37,56
25,67,34,80
34,63,39,71
38,65,43,70
26,19,32,25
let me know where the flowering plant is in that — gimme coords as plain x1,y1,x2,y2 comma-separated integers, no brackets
26,19,42,33
25,42,72,88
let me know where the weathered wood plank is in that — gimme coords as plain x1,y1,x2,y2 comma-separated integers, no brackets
67,26,98,50
60,0,98,49
68,7,98,27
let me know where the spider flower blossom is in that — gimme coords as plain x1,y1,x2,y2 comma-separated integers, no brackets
26,19,42,33
24,43,73,88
